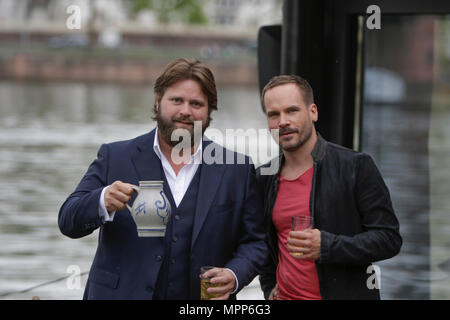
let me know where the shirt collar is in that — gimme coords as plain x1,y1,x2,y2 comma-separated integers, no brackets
153,126,203,164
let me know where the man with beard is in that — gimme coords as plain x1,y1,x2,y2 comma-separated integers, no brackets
256,75,402,300
58,58,267,300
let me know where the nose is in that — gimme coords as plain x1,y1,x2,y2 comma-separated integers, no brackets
279,112,290,128
178,101,193,117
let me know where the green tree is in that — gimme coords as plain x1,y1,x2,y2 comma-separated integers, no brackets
132,0,208,25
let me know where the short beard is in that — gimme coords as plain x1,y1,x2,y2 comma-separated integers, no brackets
155,109,209,148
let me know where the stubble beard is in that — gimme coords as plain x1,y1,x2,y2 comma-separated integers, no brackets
279,123,313,152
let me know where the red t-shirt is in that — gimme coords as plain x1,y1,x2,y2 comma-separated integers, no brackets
272,167,322,300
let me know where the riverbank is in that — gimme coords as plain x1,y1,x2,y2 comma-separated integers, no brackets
0,25,258,86
0,50,257,86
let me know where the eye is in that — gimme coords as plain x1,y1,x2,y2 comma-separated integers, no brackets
190,100,205,108
171,97,183,104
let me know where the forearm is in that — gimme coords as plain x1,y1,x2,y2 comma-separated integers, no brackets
58,188,104,238
225,239,267,292
320,228,402,265
59,144,110,238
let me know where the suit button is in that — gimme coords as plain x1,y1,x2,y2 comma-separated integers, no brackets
171,259,175,264
174,215,180,221
156,255,162,261
172,236,178,242
168,282,173,287
146,286,153,293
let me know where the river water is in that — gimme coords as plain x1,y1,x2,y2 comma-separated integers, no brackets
0,81,449,299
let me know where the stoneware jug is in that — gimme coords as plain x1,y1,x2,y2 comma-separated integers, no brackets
126,181,171,237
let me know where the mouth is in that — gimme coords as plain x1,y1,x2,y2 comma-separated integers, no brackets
279,130,298,138
174,120,194,127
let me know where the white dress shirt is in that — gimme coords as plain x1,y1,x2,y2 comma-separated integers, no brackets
153,127,203,207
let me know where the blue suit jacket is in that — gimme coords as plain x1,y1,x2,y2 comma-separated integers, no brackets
58,128,267,299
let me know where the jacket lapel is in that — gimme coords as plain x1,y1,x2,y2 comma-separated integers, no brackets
191,140,226,250
130,128,163,182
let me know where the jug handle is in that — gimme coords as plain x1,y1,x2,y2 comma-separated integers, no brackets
125,185,140,212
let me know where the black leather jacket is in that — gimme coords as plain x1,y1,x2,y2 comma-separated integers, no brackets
256,134,402,299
